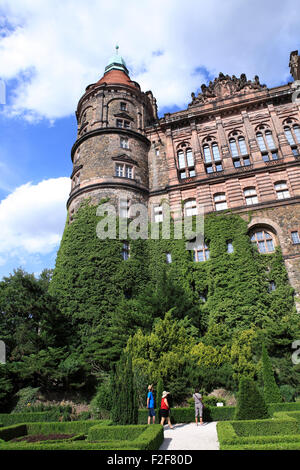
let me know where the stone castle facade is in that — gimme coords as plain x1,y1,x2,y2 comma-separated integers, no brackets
67,48,300,307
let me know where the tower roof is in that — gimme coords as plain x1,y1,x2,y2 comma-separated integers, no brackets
104,45,129,74
87,46,140,91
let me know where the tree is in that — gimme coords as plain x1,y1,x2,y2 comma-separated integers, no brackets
235,376,269,420
262,343,282,404
111,353,138,425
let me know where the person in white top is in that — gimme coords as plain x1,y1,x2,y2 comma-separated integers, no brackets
192,389,203,426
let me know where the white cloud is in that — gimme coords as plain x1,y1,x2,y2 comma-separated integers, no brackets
0,177,70,264
0,0,299,120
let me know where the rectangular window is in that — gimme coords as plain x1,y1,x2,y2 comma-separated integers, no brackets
116,164,124,177
120,199,129,218
116,119,123,128
216,163,223,172
257,134,267,151
233,159,241,168
271,151,278,160
120,138,129,149
292,231,300,244
120,102,126,111
292,147,298,156
189,169,196,177
186,149,194,167
180,170,187,179
243,157,251,166
166,253,172,264
227,241,234,253
124,121,130,129
122,241,130,260
206,165,214,174
204,146,212,163
262,153,269,162
125,165,133,179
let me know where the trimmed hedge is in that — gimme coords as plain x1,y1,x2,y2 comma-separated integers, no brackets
88,425,146,442
0,424,27,441
268,402,300,415
0,441,141,450
26,420,110,435
232,417,298,437
222,441,300,450
0,412,62,426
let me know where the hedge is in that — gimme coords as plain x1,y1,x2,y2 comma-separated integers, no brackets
0,424,27,441
0,424,163,450
222,441,300,450
88,425,146,442
0,411,62,426
26,420,110,435
232,417,298,437
268,402,300,415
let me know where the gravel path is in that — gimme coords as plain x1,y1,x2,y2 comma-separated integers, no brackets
159,422,219,450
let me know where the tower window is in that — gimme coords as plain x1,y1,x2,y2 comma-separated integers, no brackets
166,252,172,264
115,163,133,179
250,230,275,253
214,193,227,211
284,123,300,156
120,137,129,149
227,241,234,253
193,243,210,262
244,187,258,205
121,241,130,260
120,199,130,218
116,119,130,129
274,181,290,200
291,231,300,244
115,164,124,177
120,102,127,111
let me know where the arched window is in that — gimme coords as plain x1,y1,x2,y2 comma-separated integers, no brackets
284,122,300,156
203,138,223,174
177,145,195,180
193,243,210,262
256,125,278,162
274,181,290,200
184,199,197,216
214,193,227,211
229,132,250,167
244,187,258,205
250,229,275,253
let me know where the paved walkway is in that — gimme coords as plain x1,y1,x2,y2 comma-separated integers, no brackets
159,422,219,450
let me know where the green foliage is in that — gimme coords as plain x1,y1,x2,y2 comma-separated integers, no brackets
12,387,40,412
88,424,146,441
235,376,269,420
111,353,138,425
156,378,164,416
280,385,297,403
90,375,113,416
262,344,282,404
0,424,27,441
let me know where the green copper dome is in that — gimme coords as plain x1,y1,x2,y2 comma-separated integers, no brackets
104,45,129,75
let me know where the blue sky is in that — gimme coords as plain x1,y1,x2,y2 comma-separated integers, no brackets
0,0,299,279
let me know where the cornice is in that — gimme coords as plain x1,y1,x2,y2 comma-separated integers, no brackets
71,127,151,160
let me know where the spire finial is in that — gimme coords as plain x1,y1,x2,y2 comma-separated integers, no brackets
116,45,119,54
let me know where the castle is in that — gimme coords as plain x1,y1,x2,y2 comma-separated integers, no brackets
67,47,300,309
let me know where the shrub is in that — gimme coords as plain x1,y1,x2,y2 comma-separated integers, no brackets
12,387,40,412
26,420,109,435
0,411,62,426
90,378,113,417
88,424,147,442
262,344,282,404
280,385,297,403
268,402,300,416
234,376,269,420
111,353,138,425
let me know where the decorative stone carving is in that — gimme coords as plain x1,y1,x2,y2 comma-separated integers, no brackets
289,50,300,81
189,73,267,106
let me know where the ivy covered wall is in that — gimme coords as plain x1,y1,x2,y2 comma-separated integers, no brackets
49,202,300,379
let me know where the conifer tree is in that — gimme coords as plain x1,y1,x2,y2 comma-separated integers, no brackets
111,353,138,425
235,376,269,420
262,343,282,404
156,378,164,421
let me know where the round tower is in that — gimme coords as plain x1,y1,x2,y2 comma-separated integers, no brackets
67,47,158,219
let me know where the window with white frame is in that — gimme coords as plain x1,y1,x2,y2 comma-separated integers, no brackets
274,181,290,200
284,122,300,156
120,199,130,218
250,230,275,253
154,205,163,222
177,145,195,179
203,138,223,174
256,126,278,162
229,132,251,167
193,243,210,262
214,193,227,211
120,102,127,111
244,187,258,205
120,137,129,149
115,163,133,179
184,199,197,216
291,231,300,244
116,119,130,129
